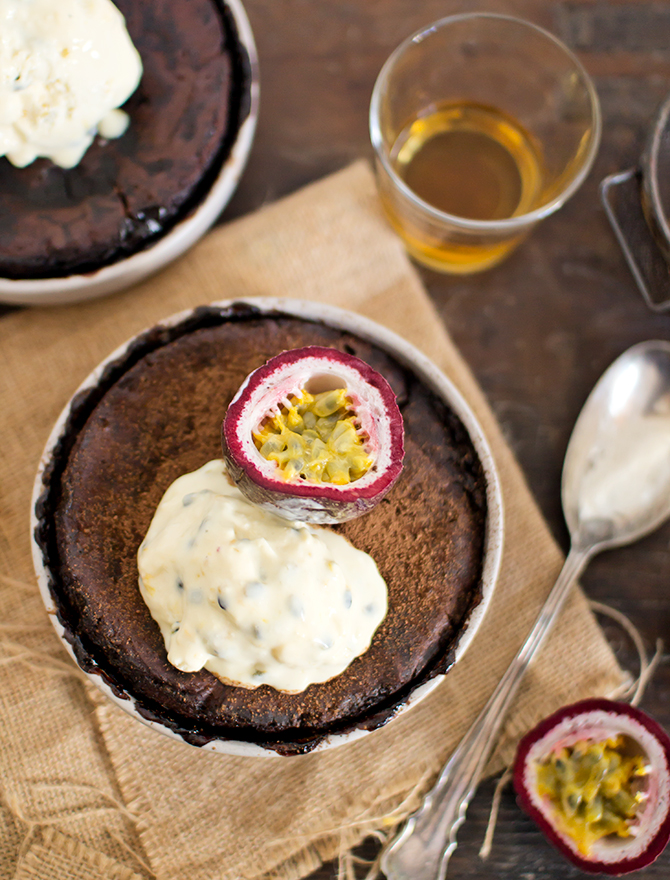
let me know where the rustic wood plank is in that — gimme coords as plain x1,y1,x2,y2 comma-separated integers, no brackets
4,0,670,876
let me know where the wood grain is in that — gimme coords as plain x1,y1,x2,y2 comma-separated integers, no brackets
224,1,669,877
5,0,670,876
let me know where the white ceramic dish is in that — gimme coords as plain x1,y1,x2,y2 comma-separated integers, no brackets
31,298,504,756
0,0,259,308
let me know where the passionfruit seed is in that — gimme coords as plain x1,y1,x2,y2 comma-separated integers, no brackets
253,387,373,485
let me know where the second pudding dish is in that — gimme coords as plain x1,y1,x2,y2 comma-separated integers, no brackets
0,0,251,279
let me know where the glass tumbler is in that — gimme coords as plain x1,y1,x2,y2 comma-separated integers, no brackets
369,13,602,274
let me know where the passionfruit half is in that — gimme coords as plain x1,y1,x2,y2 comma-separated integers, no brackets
514,699,670,874
222,346,404,523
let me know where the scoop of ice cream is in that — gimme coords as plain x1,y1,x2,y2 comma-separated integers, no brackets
138,460,389,693
0,0,142,168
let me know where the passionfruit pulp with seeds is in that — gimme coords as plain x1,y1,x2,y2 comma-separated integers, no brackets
222,346,404,523
514,699,670,874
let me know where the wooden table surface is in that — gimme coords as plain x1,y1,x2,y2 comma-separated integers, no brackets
223,1,670,877
5,1,670,877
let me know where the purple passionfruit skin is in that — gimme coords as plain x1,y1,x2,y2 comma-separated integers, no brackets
221,345,405,524
513,698,670,875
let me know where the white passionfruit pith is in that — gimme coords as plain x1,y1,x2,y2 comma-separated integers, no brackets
514,699,670,874
221,346,404,523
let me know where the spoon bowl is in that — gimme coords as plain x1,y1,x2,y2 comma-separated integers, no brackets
563,340,670,551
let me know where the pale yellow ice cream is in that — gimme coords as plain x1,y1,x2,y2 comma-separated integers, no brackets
0,0,142,168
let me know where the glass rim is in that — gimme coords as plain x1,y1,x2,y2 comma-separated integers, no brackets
369,12,603,233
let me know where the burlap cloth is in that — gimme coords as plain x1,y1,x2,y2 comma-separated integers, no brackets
0,161,626,880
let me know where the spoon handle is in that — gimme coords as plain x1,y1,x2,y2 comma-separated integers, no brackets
380,545,591,880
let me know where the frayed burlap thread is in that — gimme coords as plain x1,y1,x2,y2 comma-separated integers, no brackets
13,828,146,880
0,161,625,880
0,577,153,878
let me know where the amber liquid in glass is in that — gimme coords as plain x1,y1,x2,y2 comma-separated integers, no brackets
385,101,543,273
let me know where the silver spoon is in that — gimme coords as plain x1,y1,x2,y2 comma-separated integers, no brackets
381,339,670,880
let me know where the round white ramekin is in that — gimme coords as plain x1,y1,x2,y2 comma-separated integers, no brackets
31,298,504,756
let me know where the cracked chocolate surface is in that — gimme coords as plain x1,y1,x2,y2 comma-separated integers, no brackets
0,0,250,279
35,307,488,754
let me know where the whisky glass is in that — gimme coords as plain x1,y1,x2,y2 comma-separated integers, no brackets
369,13,601,274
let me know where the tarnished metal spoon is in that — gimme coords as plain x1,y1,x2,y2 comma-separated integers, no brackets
381,340,670,880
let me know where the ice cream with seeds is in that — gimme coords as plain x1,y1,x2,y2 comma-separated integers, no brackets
137,460,388,693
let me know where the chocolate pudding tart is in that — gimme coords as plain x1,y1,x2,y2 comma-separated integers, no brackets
0,0,252,281
33,302,498,756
